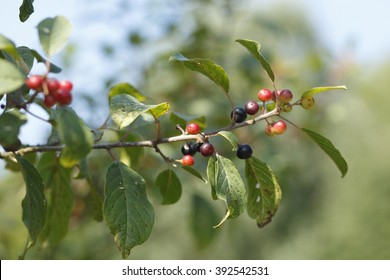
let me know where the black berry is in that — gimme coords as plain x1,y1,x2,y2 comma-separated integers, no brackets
244,100,259,115
181,142,197,156
231,107,247,123
236,144,253,159
200,142,215,157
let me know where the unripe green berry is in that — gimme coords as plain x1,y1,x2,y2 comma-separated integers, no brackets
301,96,315,110
282,103,292,112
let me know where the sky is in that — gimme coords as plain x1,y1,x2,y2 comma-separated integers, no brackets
2,0,390,63
0,0,390,148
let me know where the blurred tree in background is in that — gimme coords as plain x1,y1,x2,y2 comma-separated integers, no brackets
0,0,389,259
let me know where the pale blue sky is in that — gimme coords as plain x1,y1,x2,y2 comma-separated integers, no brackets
1,0,389,63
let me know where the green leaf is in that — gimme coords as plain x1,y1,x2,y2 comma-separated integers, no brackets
301,85,347,98
16,47,35,73
0,59,26,94
19,0,35,22
37,16,72,56
155,169,182,205
169,53,230,93
30,50,62,73
110,94,170,129
0,110,27,146
245,157,282,228
181,166,207,183
37,153,73,245
103,161,154,258
190,194,218,248
206,156,218,200
206,154,247,228
0,35,18,58
170,112,206,130
217,131,239,149
302,128,348,177
236,39,275,82
56,106,94,168
17,155,47,246
108,82,146,102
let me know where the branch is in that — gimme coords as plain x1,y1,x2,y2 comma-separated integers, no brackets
0,107,280,160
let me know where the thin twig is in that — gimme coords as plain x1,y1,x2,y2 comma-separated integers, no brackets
0,107,280,160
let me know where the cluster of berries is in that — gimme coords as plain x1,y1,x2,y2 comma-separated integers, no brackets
25,75,73,107
180,122,253,166
230,88,292,137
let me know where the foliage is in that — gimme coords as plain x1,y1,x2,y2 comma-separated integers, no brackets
0,5,349,259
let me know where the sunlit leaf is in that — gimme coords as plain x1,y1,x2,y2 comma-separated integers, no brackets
110,94,170,129
17,155,47,246
217,131,239,149
155,169,182,205
37,153,73,245
301,85,347,98
0,35,18,58
108,82,146,101
245,157,282,228
37,16,72,56
302,128,348,177
169,53,230,93
236,39,275,82
206,154,247,228
103,161,154,258
0,59,25,94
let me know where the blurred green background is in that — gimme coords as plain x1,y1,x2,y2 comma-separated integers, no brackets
1,0,389,259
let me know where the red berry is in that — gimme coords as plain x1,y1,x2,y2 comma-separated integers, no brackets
272,120,287,135
54,88,72,105
257,88,273,102
181,155,195,166
44,78,59,94
272,90,281,102
265,124,275,137
244,100,259,115
26,75,44,90
58,80,73,92
278,89,293,103
43,94,56,108
199,142,215,157
186,122,201,134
